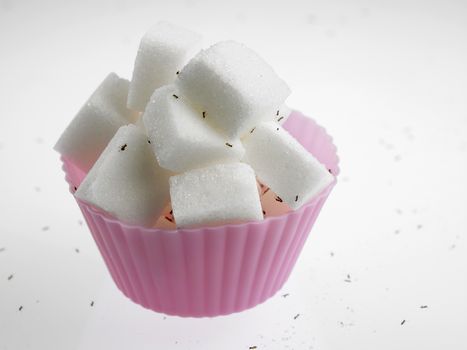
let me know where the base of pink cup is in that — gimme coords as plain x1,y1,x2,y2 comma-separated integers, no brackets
61,110,339,317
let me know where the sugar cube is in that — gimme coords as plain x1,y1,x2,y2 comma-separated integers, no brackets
169,163,263,228
127,21,202,111
266,104,292,124
242,122,334,209
143,85,245,173
75,124,170,226
54,73,137,172
177,41,291,138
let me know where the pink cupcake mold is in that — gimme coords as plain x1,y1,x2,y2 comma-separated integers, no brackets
61,110,339,317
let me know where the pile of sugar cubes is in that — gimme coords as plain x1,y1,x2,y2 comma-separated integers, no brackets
55,22,334,228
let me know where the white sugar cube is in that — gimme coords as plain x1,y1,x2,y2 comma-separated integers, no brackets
265,104,292,124
177,41,291,138
143,85,245,173
127,21,202,111
54,73,137,172
170,163,263,228
76,124,170,227
242,122,334,209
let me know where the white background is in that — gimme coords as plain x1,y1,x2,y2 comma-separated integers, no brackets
1,0,466,349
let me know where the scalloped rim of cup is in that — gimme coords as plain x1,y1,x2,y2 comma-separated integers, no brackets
61,109,340,234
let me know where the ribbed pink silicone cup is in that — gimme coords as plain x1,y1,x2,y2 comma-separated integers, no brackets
61,110,339,317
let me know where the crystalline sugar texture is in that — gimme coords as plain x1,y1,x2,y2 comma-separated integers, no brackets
75,124,170,227
265,104,292,124
242,122,334,209
54,73,137,172
169,163,263,228
177,41,291,138
127,21,202,111
143,85,245,173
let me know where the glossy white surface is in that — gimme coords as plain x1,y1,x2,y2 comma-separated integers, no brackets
0,0,466,349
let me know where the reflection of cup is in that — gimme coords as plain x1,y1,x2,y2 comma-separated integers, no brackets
61,110,339,317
